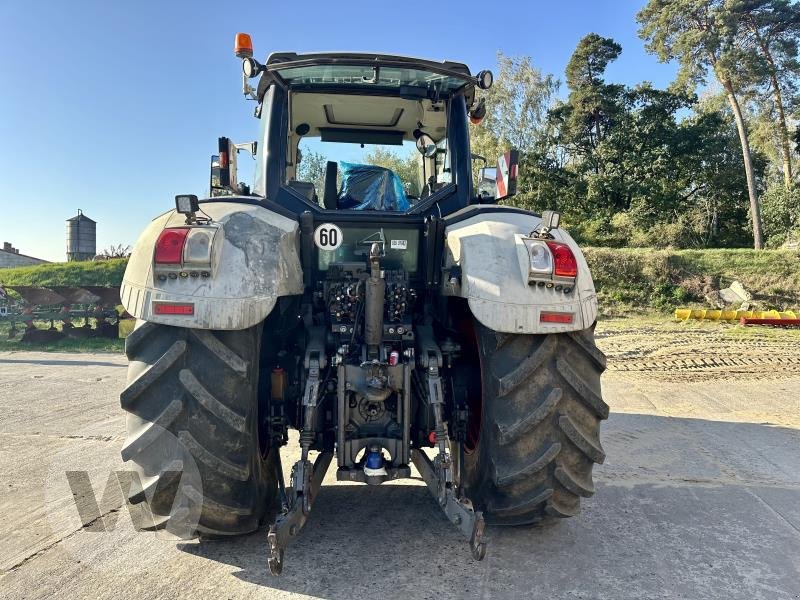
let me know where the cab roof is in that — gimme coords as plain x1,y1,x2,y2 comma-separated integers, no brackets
266,52,472,77
260,52,476,100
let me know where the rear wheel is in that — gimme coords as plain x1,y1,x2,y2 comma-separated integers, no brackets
120,320,277,536
461,321,608,525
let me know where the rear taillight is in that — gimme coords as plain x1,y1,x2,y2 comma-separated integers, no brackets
524,238,578,284
545,241,578,278
155,228,190,264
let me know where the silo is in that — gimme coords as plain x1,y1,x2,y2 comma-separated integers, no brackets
66,210,97,261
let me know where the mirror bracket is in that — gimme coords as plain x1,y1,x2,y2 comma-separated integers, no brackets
531,210,561,239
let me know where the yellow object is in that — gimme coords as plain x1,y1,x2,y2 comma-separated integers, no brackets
674,308,798,321
118,318,136,338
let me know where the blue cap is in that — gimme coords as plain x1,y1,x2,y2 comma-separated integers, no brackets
365,450,384,469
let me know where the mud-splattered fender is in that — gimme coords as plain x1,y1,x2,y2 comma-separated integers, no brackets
442,206,598,334
120,201,303,330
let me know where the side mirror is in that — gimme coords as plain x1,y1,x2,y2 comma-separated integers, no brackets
477,166,497,203
415,133,437,158
210,137,239,196
475,149,519,202
495,149,519,201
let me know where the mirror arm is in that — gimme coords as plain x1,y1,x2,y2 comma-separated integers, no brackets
242,71,258,101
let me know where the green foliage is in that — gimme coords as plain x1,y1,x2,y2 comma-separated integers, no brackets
731,0,800,197
761,182,800,244
0,259,128,288
585,247,800,314
488,39,757,247
636,0,745,91
556,33,625,161
362,147,421,197
296,148,328,195
470,52,560,202
637,0,771,248
479,7,800,250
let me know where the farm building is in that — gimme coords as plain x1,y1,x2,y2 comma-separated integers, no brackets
0,242,49,269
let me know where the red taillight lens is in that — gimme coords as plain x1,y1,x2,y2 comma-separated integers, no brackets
153,302,194,315
540,312,573,324
155,228,189,264
545,241,578,278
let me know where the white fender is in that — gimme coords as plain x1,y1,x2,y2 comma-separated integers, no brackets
442,206,597,334
120,200,304,330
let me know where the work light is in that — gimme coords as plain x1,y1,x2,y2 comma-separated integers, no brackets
175,194,199,215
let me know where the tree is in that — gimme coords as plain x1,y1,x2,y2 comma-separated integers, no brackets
638,0,766,248
731,0,800,189
560,33,625,163
100,244,131,258
472,54,559,152
362,147,421,197
296,148,327,195
470,53,560,207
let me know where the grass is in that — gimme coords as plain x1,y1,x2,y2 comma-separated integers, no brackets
596,311,800,340
585,248,800,316
0,258,127,287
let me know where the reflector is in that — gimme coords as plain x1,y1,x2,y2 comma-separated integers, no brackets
540,312,573,324
153,302,194,316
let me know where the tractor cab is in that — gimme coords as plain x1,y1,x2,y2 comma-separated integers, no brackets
211,37,516,218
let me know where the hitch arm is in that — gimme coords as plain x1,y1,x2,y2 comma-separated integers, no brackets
267,451,333,575
411,449,488,561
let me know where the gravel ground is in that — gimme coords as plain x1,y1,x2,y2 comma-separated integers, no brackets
1,322,799,599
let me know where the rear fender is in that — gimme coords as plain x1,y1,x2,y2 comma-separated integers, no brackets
442,207,597,334
121,201,303,330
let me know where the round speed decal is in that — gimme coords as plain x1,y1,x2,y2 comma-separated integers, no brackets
313,223,343,251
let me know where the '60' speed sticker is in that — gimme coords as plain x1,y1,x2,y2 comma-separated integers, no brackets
313,223,343,251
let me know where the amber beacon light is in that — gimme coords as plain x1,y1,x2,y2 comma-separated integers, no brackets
234,33,253,58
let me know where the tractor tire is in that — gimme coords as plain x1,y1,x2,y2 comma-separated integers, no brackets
120,320,277,536
461,322,608,525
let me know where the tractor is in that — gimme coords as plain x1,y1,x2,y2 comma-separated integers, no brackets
119,34,608,574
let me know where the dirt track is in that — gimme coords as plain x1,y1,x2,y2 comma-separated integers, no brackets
599,318,800,383
1,320,799,599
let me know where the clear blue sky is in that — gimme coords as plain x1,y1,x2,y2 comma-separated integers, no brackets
0,0,677,262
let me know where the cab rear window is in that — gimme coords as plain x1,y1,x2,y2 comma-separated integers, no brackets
317,226,420,273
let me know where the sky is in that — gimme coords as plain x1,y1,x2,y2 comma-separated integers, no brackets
0,0,678,262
